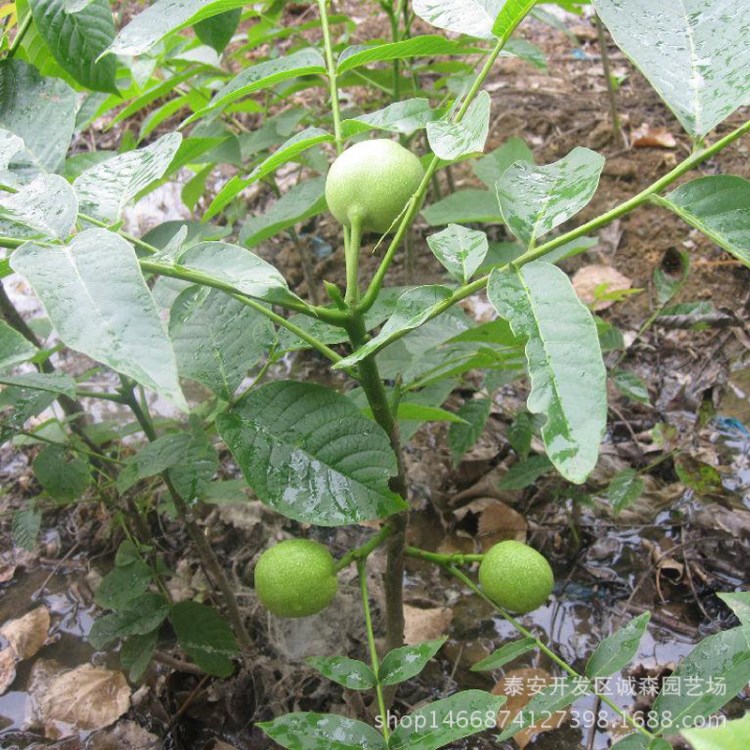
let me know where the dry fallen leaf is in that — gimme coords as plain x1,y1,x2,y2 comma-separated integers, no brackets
493,668,569,749
453,498,527,551
87,720,161,749
403,604,453,645
572,265,633,311
0,606,50,660
631,123,677,149
0,647,16,695
31,661,131,739
0,561,16,584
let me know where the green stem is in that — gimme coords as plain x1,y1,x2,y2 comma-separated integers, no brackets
358,116,750,355
594,14,624,148
336,525,394,572
439,562,658,742
359,22,522,314
119,381,252,650
8,12,31,57
405,546,484,566
345,214,362,305
79,212,163,256
345,315,409,654
80,210,349,326
389,0,405,101
139,259,350,370
357,560,390,742
317,0,343,153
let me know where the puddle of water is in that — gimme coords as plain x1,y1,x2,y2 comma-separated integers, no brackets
0,565,102,744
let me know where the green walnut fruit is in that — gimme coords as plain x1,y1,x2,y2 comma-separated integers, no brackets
478,540,554,614
325,138,425,234
254,539,338,618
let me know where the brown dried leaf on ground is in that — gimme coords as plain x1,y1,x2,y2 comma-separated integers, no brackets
30,661,131,739
0,606,50,660
0,560,16,584
572,264,633,310
453,498,527,551
493,668,569,749
87,721,161,750
631,123,677,149
403,604,453,645
0,648,16,695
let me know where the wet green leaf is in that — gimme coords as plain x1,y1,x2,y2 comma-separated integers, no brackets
341,98,439,138
0,372,75,398
427,224,489,284
116,430,218,501
217,381,407,526
652,625,750,729
108,0,246,56
0,175,77,240
187,49,326,124
585,612,650,677
422,189,504,226
498,454,553,490
613,370,650,405
11,229,187,411
474,137,534,188
120,630,158,682
170,600,238,677
413,0,504,39
73,133,182,222
682,712,750,750
12,506,41,551
169,285,275,399
497,677,584,741
95,559,152,610
334,286,454,369
32,445,90,504
390,690,505,750
488,262,606,484
471,637,537,672
0,59,77,172
194,7,241,53
338,35,465,73
239,177,326,248
0,320,36,372
655,177,750,267
605,469,644,515
89,593,168,650
496,147,605,247
259,712,387,750
609,734,649,750
449,399,492,466
174,240,302,307
595,0,750,136
28,0,116,93
507,411,533,459
718,592,750,626
206,128,333,219
379,637,447,686
306,656,376,690
427,91,490,161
